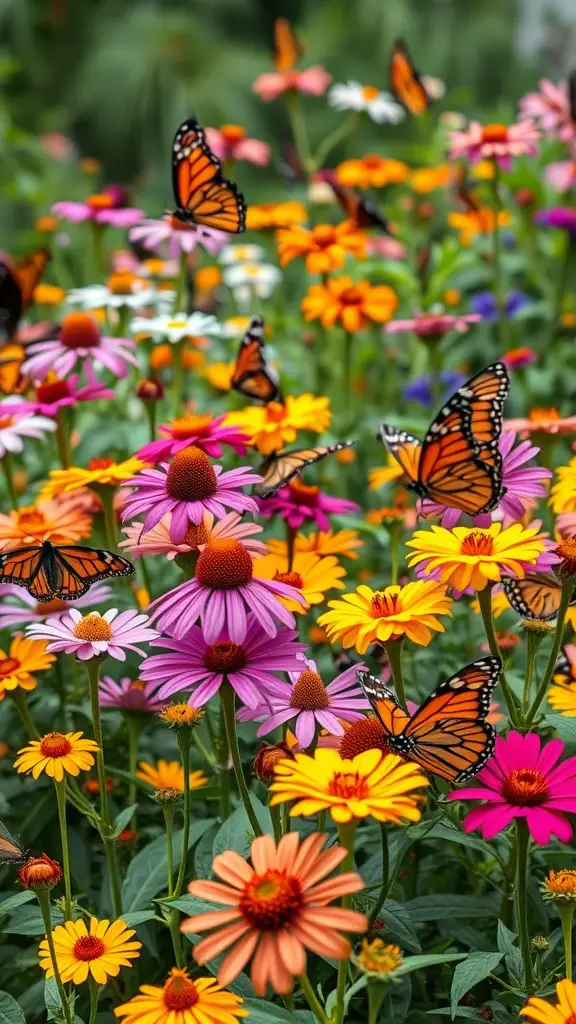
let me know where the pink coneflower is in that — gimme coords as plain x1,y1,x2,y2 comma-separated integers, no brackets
205,125,270,166
448,730,576,845
52,192,144,228
120,509,267,561
140,615,306,708
557,513,576,540
545,156,576,192
0,404,55,457
136,412,248,463
502,347,537,370
259,479,359,532
366,236,406,260
448,119,540,171
420,432,552,527
385,311,481,338
0,583,112,629
253,66,332,103
518,79,574,140
130,215,228,259
238,657,370,748
22,313,139,382
121,447,261,544
148,538,306,642
5,373,114,418
25,608,159,662
99,675,165,713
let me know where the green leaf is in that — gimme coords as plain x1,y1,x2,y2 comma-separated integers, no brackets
428,1009,481,1019
407,818,499,857
496,921,523,987
0,891,35,917
212,798,272,857
382,900,422,953
122,819,215,912
407,894,500,922
120,911,156,927
241,1000,314,1023
450,952,504,1018
543,715,576,743
44,978,61,1021
396,953,466,976
3,905,63,935
109,804,138,839
0,991,26,1024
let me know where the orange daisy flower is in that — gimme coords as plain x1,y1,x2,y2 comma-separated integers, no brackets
447,207,512,246
276,221,366,274
246,202,308,231
0,497,92,552
336,156,410,189
301,276,398,332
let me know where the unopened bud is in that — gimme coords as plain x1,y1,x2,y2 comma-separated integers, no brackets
18,854,62,890
136,378,164,401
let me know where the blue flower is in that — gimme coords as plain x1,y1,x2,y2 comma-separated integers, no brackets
403,371,467,409
471,290,529,321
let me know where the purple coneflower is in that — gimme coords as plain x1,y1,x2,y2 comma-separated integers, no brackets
136,412,248,463
130,215,228,258
0,583,112,630
22,313,139,382
53,190,144,228
25,608,159,662
259,478,359,532
99,676,165,713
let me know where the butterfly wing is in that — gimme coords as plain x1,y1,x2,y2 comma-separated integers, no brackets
390,40,430,116
14,249,50,308
0,820,25,864
356,669,411,736
0,546,50,600
389,657,501,783
0,343,28,395
502,573,568,620
172,118,246,233
54,546,135,599
0,262,23,340
378,426,422,485
231,315,282,403
254,442,356,498
324,176,389,232
273,18,302,71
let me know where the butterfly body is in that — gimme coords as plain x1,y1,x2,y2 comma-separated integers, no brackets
0,541,134,602
171,118,246,234
390,40,430,116
231,315,282,404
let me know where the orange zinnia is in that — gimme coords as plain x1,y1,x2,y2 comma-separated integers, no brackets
336,155,410,189
0,497,92,551
302,276,398,332
276,221,366,274
181,832,367,996
246,202,308,231
448,207,512,246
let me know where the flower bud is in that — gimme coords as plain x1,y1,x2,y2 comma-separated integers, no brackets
154,787,183,806
352,938,403,977
541,869,576,904
521,618,556,637
136,378,164,401
159,703,205,729
18,854,62,890
253,741,293,784
531,935,550,952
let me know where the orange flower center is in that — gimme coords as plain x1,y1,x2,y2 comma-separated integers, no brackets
86,193,114,211
502,768,548,806
370,591,401,618
182,522,209,548
340,716,390,759
239,869,303,930
290,669,329,710
264,401,287,423
220,124,246,144
328,770,369,800
72,613,113,642
481,123,509,144
16,509,47,531
60,313,101,350
339,287,363,306
0,415,15,429
195,538,253,589
362,154,384,170
107,270,138,295
287,479,319,507
72,934,106,961
204,641,247,672
274,570,304,588
546,869,576,896
34,598,68,614
460,531,494,556
312,225,337,247
36,378,70,404
529,408,559,425
163,972,199,1011
556,538,576,575
361,85,380,100
169,413,213,439
166,446,217,502
40,732,72,758
0,657,20,679
88,457,115,471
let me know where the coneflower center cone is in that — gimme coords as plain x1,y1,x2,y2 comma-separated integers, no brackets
73,613,113,642
40,732,72,758
59,312,101,350
502,768,548,806
195,539,253,589
274,569,303,588
163,971,199,1010
339,717,390,760
72,935,105,961
290,669,329,710
36,379,70,403
239,869,303,930
166,446,217,501
204,641,247,672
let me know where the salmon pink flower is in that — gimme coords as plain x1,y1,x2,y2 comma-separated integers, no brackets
448,119,540,170
120,510,267,561
205,124,270,166
22,313,138,382
519,79,574,140
52,192,144,227
26,608,159,662
253,66,332,103
136,412,248,463
385,311,481,339
259,478,359,532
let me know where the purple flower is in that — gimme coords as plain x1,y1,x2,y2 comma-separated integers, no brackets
471,290,530,321
259,479,359,532
139,615,306,709
535,207,576,235
25,608,159,662
5,373,114,418
121,446,261,544
0,582,112,629
403,371,466,409
129,215,229,258
99,676,165,713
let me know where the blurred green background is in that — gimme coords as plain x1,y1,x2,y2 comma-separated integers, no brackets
0,0,574,241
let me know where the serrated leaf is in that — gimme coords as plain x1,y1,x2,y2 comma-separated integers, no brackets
450,952,504,1018
109,804,138,839
396,953,466,975
120,911,156,927
382,900,421,952
0,991,26,1024
121,819,215,912
0,892,35,917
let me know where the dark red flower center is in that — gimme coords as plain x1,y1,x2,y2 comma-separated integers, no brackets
204,641,247,672
36,379,70,404
73,935,105,961
339,716,391,760
195,538,253,589
274,570,303,588
502,768,549,806
481,123,509,144
328,770,369,800
288,479,319,507
0,657,20,679
40,732,72,758
239,869,303,931
163,973,199,1010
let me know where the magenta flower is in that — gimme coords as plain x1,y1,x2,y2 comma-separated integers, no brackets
259,480,359,532
120,509,267,562
148,538,306,642
136,412,248,463
518,79,574,140
140,615,306,709
447,731,576,845
205,125,270,167
121,447,261,544
52,193,144,228
0,582,112,629
238,657,370,748
253,66,332,102
25,608,159,662
5,373,114,418
535,207,576,235
502,348,537,370
448,119,540,171
130,215,228,258
385,312,481,338
99,675,165,713
22,313,139,382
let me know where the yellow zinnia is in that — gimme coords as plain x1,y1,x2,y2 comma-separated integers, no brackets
551,457,576,513
136,760,207,792
318,580,451,652
224,394,331,456
203,361,235,392
15,731,99,781
39,917,141,985
114,968,247,1024
406,522,549,592
39,457,147,500
268,528,363,560
0,637,55,700
252,550,346,611
520,979,576,1024
270,747,428,824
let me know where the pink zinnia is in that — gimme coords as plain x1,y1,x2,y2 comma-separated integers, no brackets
448,119,540,171
52,192,144,228
385,312,481,337
448,731,576,845
121,446,261,544
0,582,112,629
148,538,306,642
502,347,537,370
99,675,165,713
130,215,228,258
25,608,159,662
238,657,370,748
136,412,248,463
259,479,360,532
518,79,574,140
205,125,270,166
253,66,332,103
140,615,306,709
120,510,267,561
545,156,576,192
5,373,114,418
22,312,139,382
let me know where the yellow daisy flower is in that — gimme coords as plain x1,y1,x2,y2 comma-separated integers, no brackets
14,731,99,781
270,747,428,824
203,361,235,392
520,979,576,1024
406,522,549,592
114,968,248,1024
224,395,331,456
267,528,363,560
252,550,346,611
0,637,55,700
39,917,141,985
318,580,451,653
548,678,576,717
368,455,407,490
39,457,147,500
551,457,576,513
135,760,208,792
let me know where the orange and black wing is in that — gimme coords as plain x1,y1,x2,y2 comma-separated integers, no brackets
254,441,356,498
390,40,430,116
0,343,28,395
273,18,302,71
231,315,282,403
378,426,422,486
392,657,501,783
502,572,575,621
14,248,50,308
53,545,134,599
172,118,246,233
356,669,412,737
0,546,52,600
0,820,25,864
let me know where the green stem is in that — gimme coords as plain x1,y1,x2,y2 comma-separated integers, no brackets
2,452,19,509
387,523,401,585
515,819,533,992
522,631,543,714
218,697,231,822
383,637,406,710
93,484,118,550
369,825,389,924
527,580,576,727
427,338,443,412
91,223,105,279
163,802,185,967
342,330,353,407
490,169,509,350
36,889,73,1024
54,408,72,469
477,585,521,727
270,803,283,843
173,728,193,898
547,234,572,350
174,249,188,312
125,713,141,830
559,904,575,982
297,972,330,1024
285,91,314,175
88,977,100,1024
143,400,157,442
12,689,40,738
335,820,357,1024
54,780,73,920
86,658,123,917
368,982,388,1024
221,682,263,836
317,809,327,835
172,338,186,410
312,111,362,172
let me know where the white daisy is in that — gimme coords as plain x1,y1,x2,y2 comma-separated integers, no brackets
222,262,282,307
219,244,265,265
129,312,222,344
328,82,405,124
66,284,159,311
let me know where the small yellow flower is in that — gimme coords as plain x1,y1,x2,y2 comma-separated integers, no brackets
15,731,99,781
0,637,55,700
39,457,147,500
368,454,410,490
224,394,331,456
159,704,205,728
541,870,576,903
407,522,550,593
252,550,346,611
203,362,235,392
39,917,141,985
410,165,451,193
114,968,248,1024
448,207,511,246
548,675,576,717
318,580,452,653
551,457,576,513
520,979,576,1024
355,938,404,975
270,747,428,824
245,201,307,231
136,760,207,792
267,529,363,560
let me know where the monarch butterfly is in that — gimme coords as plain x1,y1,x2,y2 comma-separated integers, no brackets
502,573,576,621
555,646,576,683
0,249,49,341
254,441,356,498
317,171,389,233
0,819,26,865
172,118,246,234
357,656,502,783
379,362,510,516
390,40,430,116
0,541,134,602
231,315,282,404
0,343,28,395
273,17,302,72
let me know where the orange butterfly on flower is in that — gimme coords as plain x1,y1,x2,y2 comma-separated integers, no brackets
171,118,246,234
503,573,576,621
273,17,303,72
0,540,134,602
